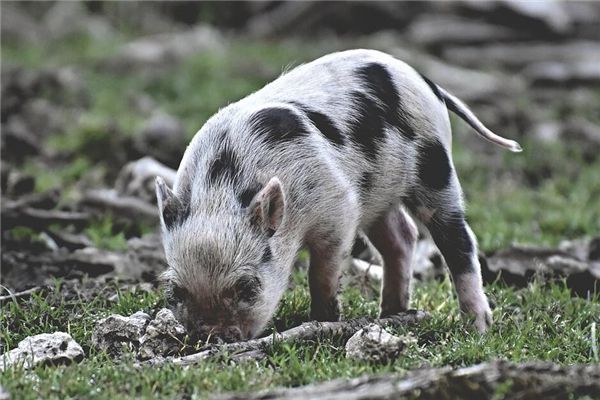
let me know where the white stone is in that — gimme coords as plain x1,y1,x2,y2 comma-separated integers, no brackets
1,332,83,371
92,311,151,355
138,309,186,360
345,324,408,363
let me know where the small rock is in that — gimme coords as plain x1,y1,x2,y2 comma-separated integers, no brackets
559,236,600,262
499,0,572,34
120,233,167,279
135,113,186,168
532,122,562,144
345,324,410,363
128,93,156,115
42,1,114,42
413,239,446,281
104,26,223,73
6,170,35,197
1,3,43,44
442,41,600,70
1,119,40,163
565,118,600,162
524,61,600,87
0,332,83,371
461,0,573,36
115,157,176,202
92,311,151,357
407,14,520,48
138,308,186,360
483,242,600,296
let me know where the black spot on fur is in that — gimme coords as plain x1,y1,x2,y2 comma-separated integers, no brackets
208,147,239,185
347,91,386,159
161,199,190,230
249,107,307,144
419,73,445,103
239,185,260,208
357,63,401,125
428,212,475,275
162,205,178,230
261,245,272,263
357,63,415,140
418,140,452,190
291,102,345,146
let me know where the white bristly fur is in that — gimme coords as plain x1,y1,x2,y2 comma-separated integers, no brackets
156,49,519,339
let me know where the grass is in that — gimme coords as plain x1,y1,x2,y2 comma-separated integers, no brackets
2,30,600,399
3,34,599,251
1,275,598,399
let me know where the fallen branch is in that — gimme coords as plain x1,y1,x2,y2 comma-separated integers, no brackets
1,206,90,230
351,258,383,281
0,287,43,305
145,311,428,366
216,360,600,400
1,190,59,210
82,189,158,225
115,156,176,198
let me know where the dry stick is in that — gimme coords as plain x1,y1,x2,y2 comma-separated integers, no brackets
1,207,90,230
82,189,158,224
147,311,429,367
350,258,383,281
0,287,42,305
215,360,600,400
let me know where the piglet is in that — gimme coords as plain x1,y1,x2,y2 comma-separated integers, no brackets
155,49,521,341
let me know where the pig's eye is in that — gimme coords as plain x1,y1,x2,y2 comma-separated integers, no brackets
234,276,262,304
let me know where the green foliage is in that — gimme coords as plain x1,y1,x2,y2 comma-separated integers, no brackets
0,279,161,353
453,137,600,251
2,276,598,399
5,227,41,242
1,33,126,69
23,157,93,195
3,26,600,400
84,216,128,252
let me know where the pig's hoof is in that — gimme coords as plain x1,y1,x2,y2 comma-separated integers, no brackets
473,306,493,333
378,305,408,319
473,304,493,333
310,298,340,322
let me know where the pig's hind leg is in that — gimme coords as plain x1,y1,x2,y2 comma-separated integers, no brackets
406,140,492,332
367,207,418,317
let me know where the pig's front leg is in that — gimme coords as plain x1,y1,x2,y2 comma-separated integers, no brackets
306,210,358,322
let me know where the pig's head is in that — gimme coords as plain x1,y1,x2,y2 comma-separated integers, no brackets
155,176,291,342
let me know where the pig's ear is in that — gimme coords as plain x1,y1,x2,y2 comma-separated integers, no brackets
248,177,286,235
155,176,186,230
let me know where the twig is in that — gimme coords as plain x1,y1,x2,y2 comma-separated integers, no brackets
215,360,600,400
82,189,158,224
0,287,43,305
350,258,383,281
1,207,90,230
145,311,428,367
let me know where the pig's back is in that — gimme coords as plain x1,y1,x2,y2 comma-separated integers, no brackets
177,49,450,229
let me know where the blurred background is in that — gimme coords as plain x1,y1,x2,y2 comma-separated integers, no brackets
2,1,600,291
